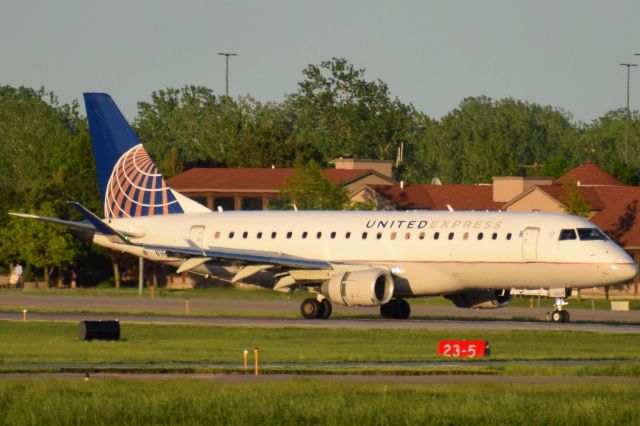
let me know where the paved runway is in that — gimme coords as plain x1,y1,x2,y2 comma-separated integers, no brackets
1,310,640,333
1,294,639,333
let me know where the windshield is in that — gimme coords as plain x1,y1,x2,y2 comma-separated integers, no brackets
558,229,577,241
577,228,607,241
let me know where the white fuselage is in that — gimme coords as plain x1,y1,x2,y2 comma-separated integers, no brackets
96,210,638,297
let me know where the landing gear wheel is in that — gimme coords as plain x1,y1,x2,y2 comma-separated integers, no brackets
380,299,411,320
551,310,570,323
320,299,333,319
301,298,321,319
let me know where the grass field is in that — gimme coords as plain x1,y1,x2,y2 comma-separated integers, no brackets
1,321,639,368
0,378,639,425
2,320,640,425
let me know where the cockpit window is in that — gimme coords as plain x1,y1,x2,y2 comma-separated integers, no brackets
577,228,607,241
558,229,577,241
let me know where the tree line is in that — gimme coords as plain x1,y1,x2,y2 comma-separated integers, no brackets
1,58,639,284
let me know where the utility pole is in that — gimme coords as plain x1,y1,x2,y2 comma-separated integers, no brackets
217,52,238,97
620,62,637,164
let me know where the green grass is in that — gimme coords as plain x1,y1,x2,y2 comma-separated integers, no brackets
0,378,639,425
1,321,639,366
3,321,640,424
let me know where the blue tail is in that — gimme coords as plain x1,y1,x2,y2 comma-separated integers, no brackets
84,93,185,219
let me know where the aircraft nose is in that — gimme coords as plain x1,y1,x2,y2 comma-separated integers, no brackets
612,248,638,282
617,262,639,282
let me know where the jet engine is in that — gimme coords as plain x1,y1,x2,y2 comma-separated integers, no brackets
321,269,394,307
445,289,512,309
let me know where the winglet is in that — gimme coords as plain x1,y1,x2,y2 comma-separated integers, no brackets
68,201,130,244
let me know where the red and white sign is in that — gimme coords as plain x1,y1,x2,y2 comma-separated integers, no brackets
438,340,489,358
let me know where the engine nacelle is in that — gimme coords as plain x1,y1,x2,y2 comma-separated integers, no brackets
321,269,394,307
445,289,512,309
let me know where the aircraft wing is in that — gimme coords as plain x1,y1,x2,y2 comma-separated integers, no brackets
142,243,333,271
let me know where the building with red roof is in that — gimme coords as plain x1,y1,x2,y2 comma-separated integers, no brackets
554,162,625,186
167,163,396,211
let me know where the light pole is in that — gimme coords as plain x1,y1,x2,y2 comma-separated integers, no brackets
620,62,637,164
217,52,238,97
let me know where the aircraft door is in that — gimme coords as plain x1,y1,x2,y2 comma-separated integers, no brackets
189,225,205,248
522,227,540,261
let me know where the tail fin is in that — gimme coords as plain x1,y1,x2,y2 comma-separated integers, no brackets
83,93,208,219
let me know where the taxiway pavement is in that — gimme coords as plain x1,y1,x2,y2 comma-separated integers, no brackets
1,293,640,333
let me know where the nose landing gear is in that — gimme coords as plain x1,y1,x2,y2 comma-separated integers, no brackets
551,298,570,323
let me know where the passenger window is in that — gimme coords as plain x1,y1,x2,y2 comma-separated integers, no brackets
478,232,483,240
229,231,235,239
257,232,262,239
492,233,497,240
390,232,397,240
242,231,248,239
302,231,308,239
376,232,383,240
362,232,368,239
317,232,322,239
463,232,469,240
405,232,411,240
286,231,292,239
559,229,577,241
434,232,440,240
506,233,512,240
214,231,220,239
330,232,336,239
448,232,454,240
345,232,351,239
271,232,277,239
419,232,425,240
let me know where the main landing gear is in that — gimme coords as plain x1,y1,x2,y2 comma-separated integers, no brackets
301,298,333,320
300,298,412,320
380,299,411,320
551,298,570,323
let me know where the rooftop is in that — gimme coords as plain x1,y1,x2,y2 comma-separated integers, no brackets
554,163,624,186
168,167,377,191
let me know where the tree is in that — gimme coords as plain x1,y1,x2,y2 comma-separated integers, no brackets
412,96,578,184
560,180,591,218
286,58,418,166
580,109,640,184
278,161,350,210
135,86,241,174
1,204,79,286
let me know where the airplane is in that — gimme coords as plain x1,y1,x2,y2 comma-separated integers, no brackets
11,93,638,323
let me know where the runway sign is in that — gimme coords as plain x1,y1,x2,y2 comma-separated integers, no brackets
438,340,489,358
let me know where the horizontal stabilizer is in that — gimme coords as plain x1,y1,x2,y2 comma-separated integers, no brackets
9,212,95,234
68,201,130,244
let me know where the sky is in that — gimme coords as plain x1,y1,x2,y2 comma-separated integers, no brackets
1,0,640,123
